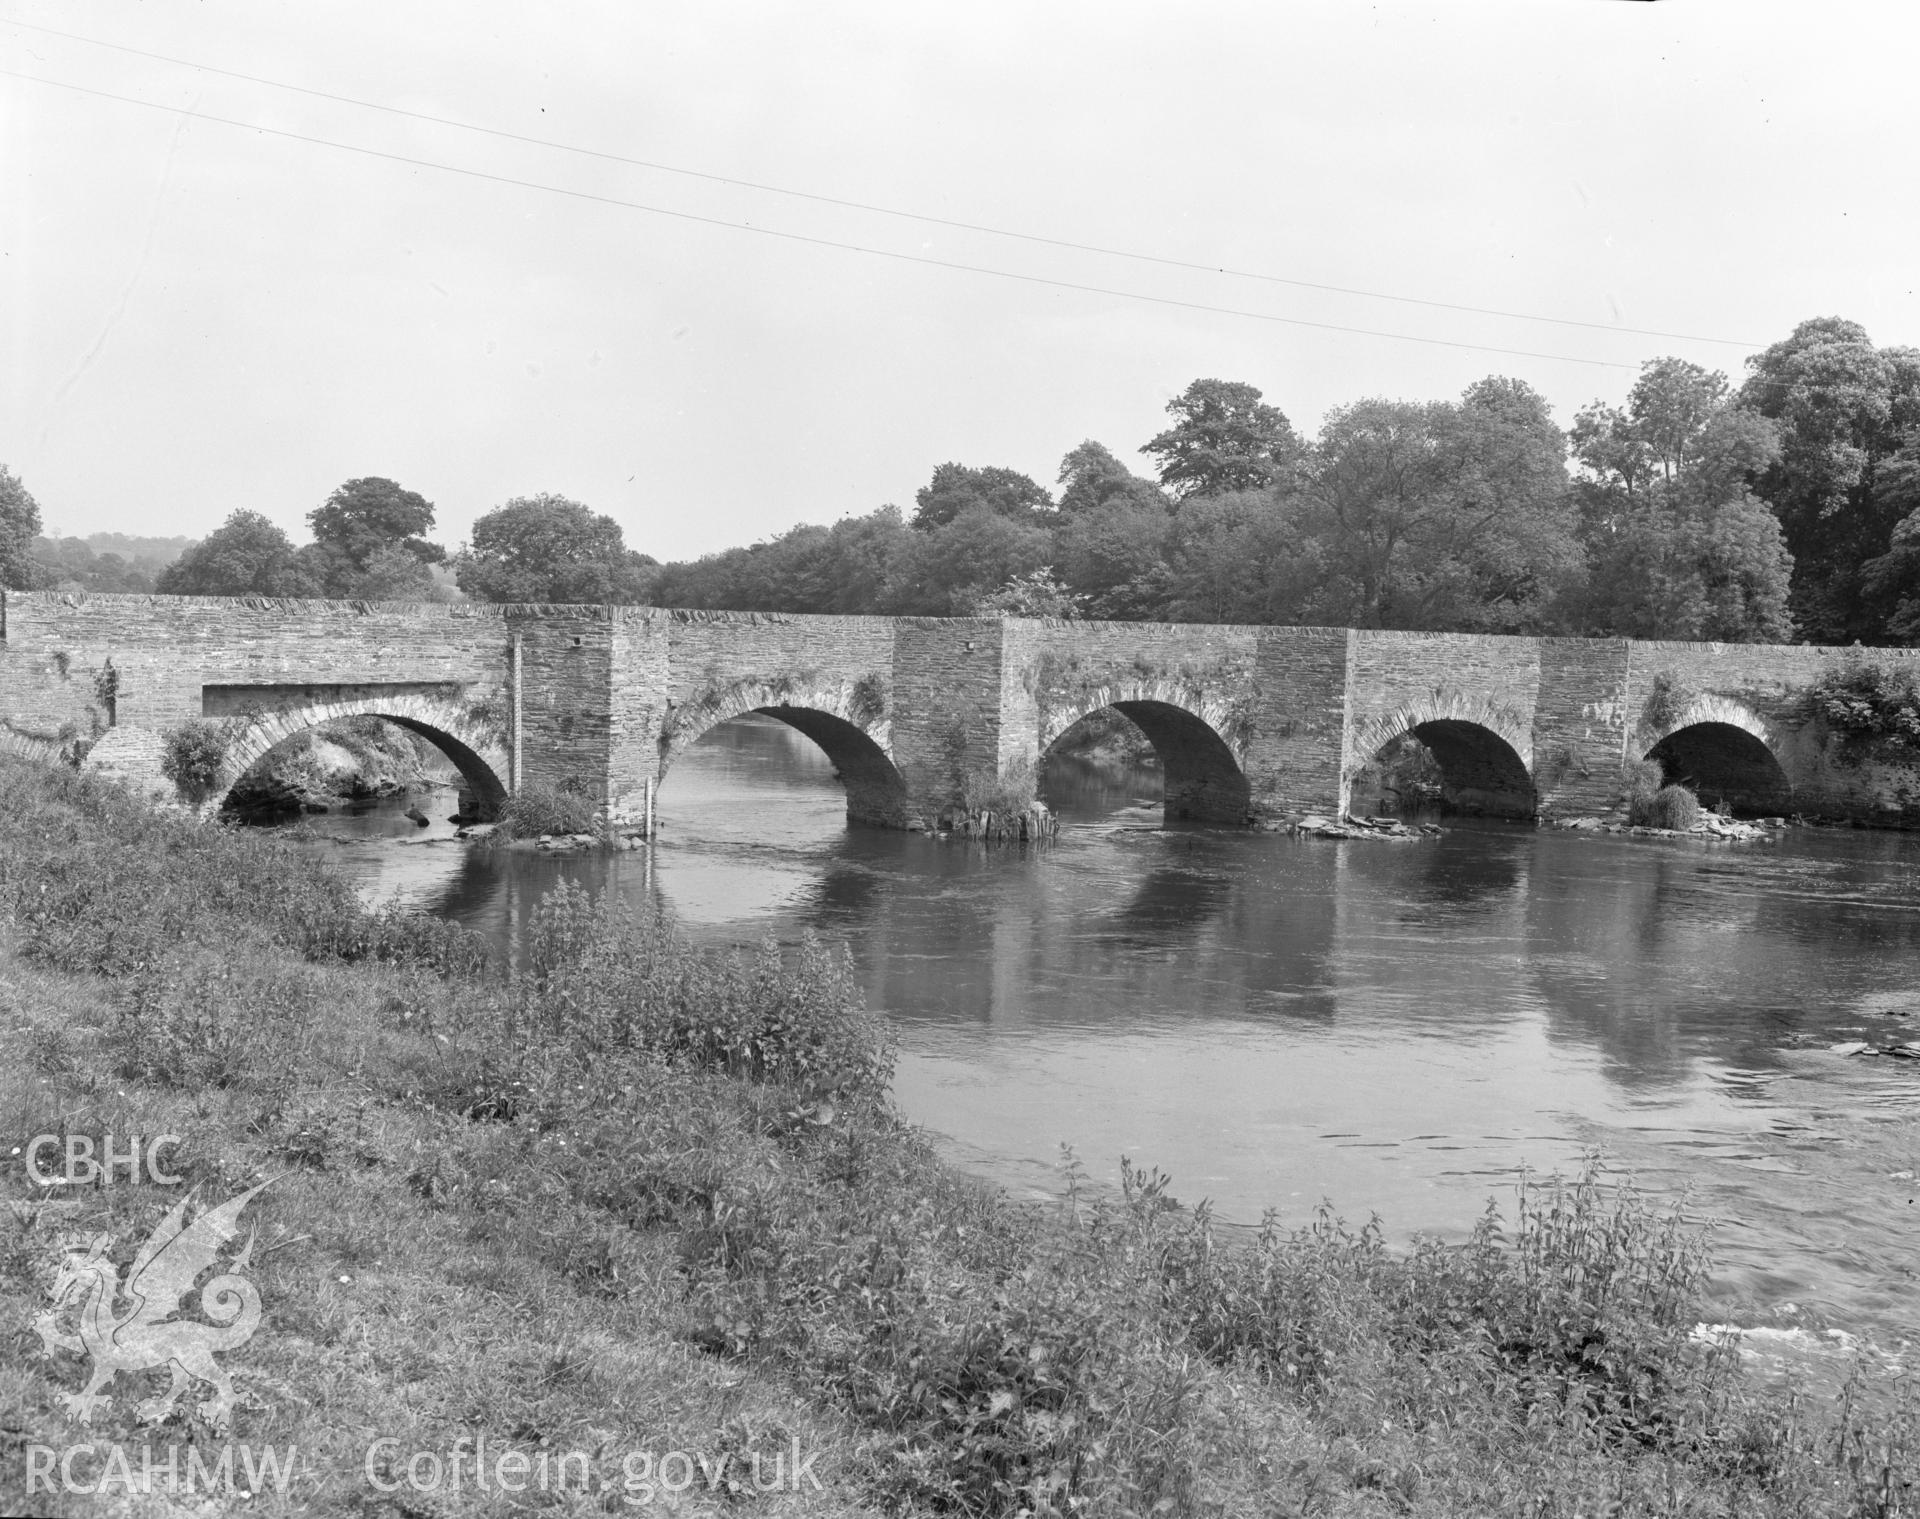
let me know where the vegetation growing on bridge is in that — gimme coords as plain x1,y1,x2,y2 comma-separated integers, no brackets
1806,660,1920,759
1640,669,1695,736
3,759,1917,1516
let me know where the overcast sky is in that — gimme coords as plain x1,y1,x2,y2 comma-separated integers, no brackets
5,1,1916,562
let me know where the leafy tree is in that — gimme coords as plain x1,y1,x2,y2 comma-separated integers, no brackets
1157,491,1315,624
355,543,442,601
884,506,1052,615
911,463,1053,530
1140,379,1300,500
1440,377,1585,629
652,508,910,615
1570,358,1792,642
306,477,445,596
1860,441,1920,641
1737,318,1920,642
1051,441,1175,618
0,465,44,590
156,510,314,597
809,508,913,612
1290,378,1578,631
1056,441,1169,517
455,494,655,604
1053,492,1175,620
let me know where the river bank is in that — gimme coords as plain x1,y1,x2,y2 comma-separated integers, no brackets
4,758,1919,1516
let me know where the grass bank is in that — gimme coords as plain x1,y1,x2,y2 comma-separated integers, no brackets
1,758,1915,1516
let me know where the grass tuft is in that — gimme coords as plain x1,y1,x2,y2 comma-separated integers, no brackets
1630,781,1704,830
493,779,600,838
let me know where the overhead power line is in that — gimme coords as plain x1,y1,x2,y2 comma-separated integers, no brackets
5,66,1647,371
5,15,1759,351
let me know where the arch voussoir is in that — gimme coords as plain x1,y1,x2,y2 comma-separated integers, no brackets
1641,696,1790,815
1346,688,1537,819
656,675,907,827
1348,689,1535,779
1041,678,1241,757
1041,682,1249,824
660,677,891,772
1644,694,1779,755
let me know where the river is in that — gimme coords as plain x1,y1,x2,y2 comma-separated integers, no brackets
282,714,1920,1346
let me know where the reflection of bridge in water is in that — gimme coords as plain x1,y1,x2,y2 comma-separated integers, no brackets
1,590,1915,827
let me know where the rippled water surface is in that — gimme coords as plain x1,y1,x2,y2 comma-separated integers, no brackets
297,717,1920,1342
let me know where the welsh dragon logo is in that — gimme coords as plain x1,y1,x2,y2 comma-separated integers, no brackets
32,1181,270,1431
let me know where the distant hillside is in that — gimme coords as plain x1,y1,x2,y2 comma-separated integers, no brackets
33,531,195,593
74,531,196,561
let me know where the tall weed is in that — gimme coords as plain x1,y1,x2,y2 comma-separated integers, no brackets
112,943,321,1087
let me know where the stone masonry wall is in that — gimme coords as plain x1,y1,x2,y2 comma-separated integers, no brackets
606,610,670,822
506,608,616,803
8,590,1920,828
890,618,1010,818
0,592,521,802
1244,627,1350,816
1531,638,1633,817
0,592,514,745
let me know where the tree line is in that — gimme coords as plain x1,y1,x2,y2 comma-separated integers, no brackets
656,317,1920,645
0,474,656,607
3,314,1917,644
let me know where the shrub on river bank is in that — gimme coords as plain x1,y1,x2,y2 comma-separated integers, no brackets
157,715,231,803
1,755,1915,1516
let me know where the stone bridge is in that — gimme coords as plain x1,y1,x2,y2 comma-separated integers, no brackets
2,590,1917,827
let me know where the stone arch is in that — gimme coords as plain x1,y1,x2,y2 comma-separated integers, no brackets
1042,680,1250,823
659,677,909,828
212,694,510,820
1348,692,1536,818
1642,696,1790,815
